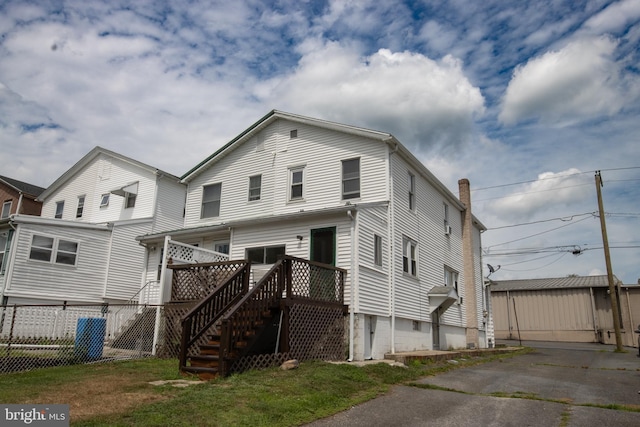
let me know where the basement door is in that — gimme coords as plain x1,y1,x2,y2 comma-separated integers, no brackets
432,309,441,350
310,227,336,301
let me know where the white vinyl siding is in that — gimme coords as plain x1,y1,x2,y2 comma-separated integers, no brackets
356,206,389,315
183,119,388,227
6,223,111,303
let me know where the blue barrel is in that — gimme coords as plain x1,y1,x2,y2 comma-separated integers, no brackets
74,318,107,360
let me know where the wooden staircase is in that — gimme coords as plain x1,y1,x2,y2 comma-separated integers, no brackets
181,308,276,380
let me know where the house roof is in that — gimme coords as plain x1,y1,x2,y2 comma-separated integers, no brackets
0,175,46,198
180,110,485,230
490,275,621,292
37,146,181,202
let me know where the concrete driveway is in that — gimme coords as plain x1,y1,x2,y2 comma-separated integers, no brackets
306,341,640,427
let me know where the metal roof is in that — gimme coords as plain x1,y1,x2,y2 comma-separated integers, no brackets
490,275,621,292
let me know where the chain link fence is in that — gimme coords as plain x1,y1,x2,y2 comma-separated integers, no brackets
0,303,165,374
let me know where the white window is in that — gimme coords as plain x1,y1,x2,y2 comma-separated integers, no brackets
201,183,222,218
408,172,415,211
289,166,304,201
100,194,110,207
214,242,229,254
1,201,11,218
374,234,382,267
402,236,417,276
55,201,64,219
125,192,136,209
445,267,459,291
0,232,8,273
246,245,286,264
76,196,85,218
28,234,78,266
290,129,298,138
248,175,262,201
342,158,360,200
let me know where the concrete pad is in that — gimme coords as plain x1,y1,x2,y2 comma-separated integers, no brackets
148,379,203,388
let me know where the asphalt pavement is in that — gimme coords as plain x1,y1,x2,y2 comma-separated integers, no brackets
305,341,640,427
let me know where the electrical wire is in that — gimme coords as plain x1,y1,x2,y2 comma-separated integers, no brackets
485,216,593,249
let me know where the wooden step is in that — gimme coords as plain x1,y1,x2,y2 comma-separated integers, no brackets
181,365,219,381
188,355,220,368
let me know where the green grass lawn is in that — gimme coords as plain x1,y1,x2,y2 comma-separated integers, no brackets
0,350,527,426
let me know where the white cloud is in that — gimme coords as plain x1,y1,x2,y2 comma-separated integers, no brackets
581,0,640,35
485,168,592,221
499,36,628,125
263,41,485,153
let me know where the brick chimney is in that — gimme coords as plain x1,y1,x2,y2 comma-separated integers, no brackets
458,178,478,349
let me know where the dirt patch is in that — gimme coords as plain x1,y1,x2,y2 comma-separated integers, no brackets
23,374,169,421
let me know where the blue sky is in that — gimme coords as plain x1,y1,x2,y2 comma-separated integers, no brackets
1,0,639,283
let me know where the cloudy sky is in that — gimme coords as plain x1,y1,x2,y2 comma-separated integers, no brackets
1,0,639,283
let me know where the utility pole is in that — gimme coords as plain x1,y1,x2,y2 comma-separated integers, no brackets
595,171,623,351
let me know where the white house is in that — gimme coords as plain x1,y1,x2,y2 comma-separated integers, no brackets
138,110,491,360
0,146,186,305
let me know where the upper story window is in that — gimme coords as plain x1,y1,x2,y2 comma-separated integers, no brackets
290,129,298,139
125,192,136,209
374,234,382,267
408,172,415,211
444,267,459,291
55,201,64,219
76,196,85,218
342,158,360,200
100,194,110,207
1,201,11,219
246,245,285,264
28,234,78,266
248,175,262,201
201,183,222,218
0,233,8,273
402,236,417,277
289,166,304,201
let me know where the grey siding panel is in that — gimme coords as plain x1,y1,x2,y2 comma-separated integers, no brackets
7,223,111,303
105,221,152,301
152,178,186,233
390,153,466,324
184,119,388,228
357,207,389,315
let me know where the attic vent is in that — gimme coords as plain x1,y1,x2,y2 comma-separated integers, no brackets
290,129,298,139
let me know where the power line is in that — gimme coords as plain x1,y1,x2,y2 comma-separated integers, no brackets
485,216,593,249
474,183,592,203
471,166,640,192
486,212,595,230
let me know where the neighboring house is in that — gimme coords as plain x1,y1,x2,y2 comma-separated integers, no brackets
0,147,186,305
0,175,45,219
491,275,639,348
137,110,491,361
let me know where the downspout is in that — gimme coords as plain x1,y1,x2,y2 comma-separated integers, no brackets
2,220,20,301
152,235,171,356
16,193,24,215
347,209,356,361
102,222,115,299
387,140,398,354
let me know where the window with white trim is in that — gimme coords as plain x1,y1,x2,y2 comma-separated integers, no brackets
444,267,459,291
201,183,222,218
408,172,415,211
248,175,262,201
289,166,304,201
100,194,110,207
125,191,136,209
246,245,285,264
374,234,382,267
402,236,417,276
342,158,360,200
1,201,11,218
55,201,64,219
28,234,78,266
443,203,449,229
76,196,85,218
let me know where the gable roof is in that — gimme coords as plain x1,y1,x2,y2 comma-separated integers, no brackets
490,275,621,292
37,146,181,202
180,110,484,228
0,175,46,198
